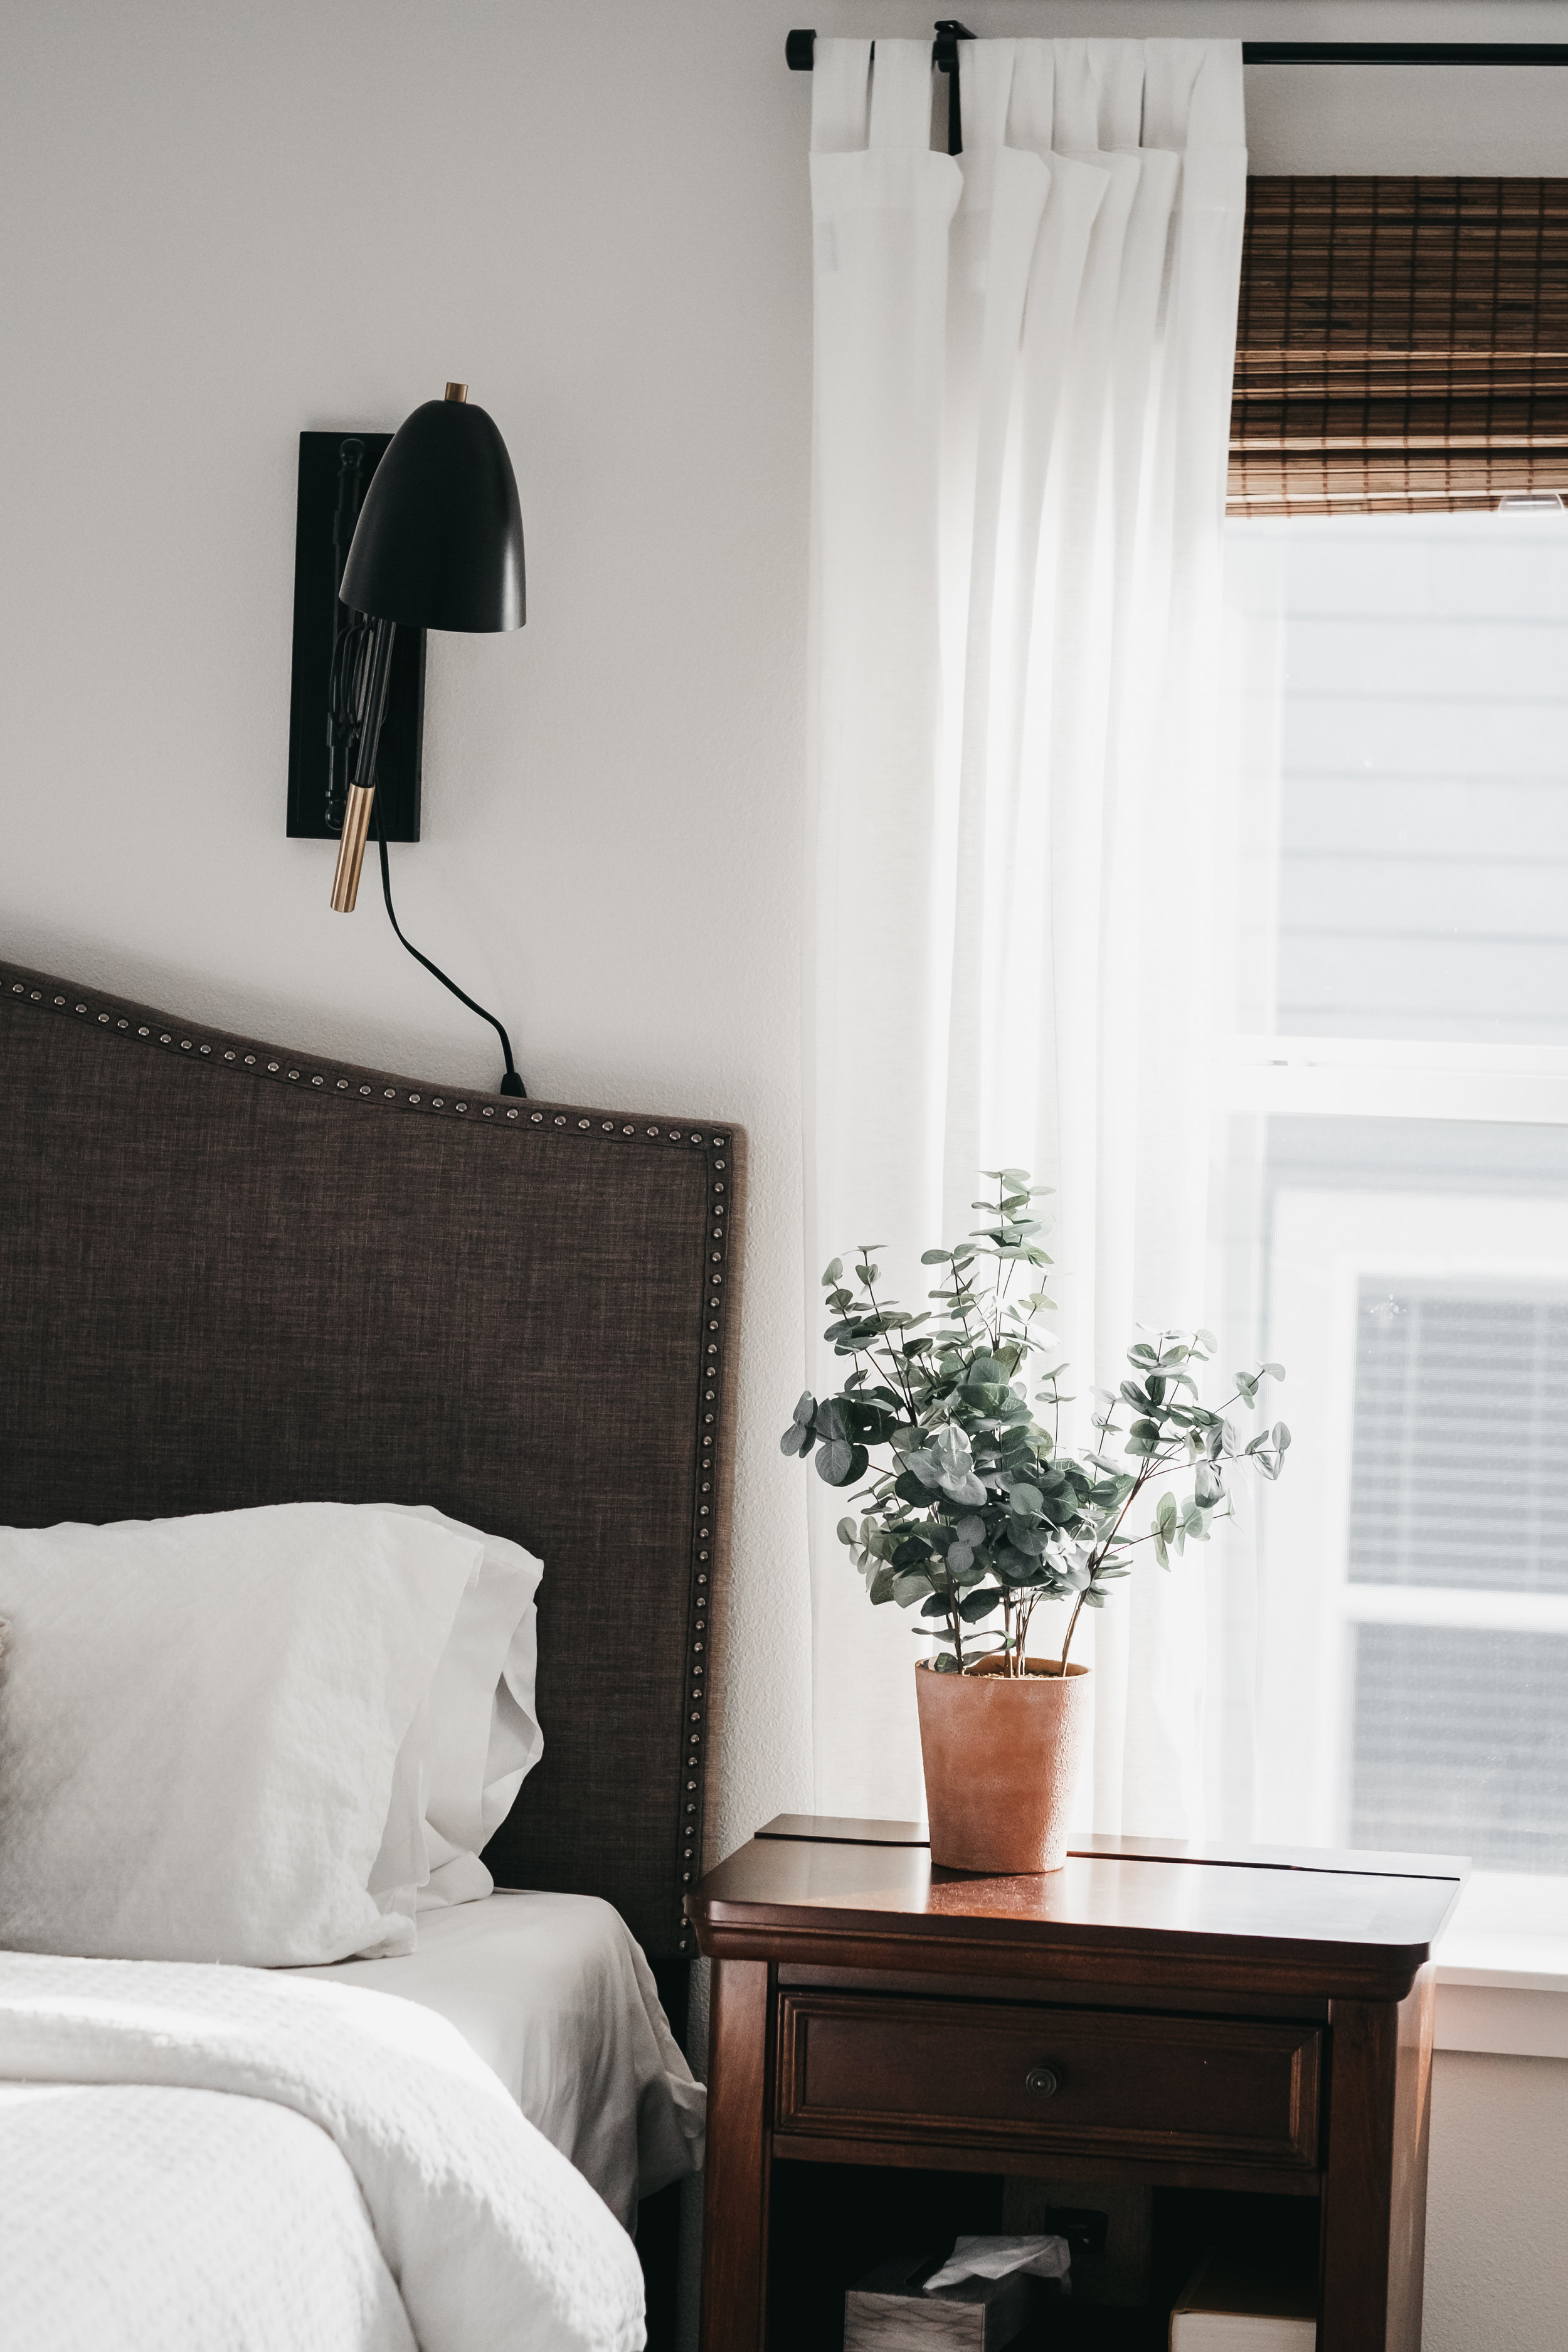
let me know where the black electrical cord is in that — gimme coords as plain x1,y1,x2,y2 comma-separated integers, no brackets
327,612,375,832
370,793,526,1097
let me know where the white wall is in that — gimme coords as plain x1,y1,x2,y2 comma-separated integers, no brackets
0,0,827,1890
1426,2050,1568,2351
3,4,1566,2345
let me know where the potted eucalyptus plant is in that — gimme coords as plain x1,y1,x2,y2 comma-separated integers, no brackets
782,1172,1290,1873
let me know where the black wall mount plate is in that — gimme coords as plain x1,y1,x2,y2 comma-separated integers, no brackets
285,430,425,842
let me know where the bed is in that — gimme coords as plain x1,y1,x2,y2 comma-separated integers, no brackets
0,958,743,2351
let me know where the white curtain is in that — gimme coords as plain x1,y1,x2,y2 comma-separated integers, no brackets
804,37,1248,1833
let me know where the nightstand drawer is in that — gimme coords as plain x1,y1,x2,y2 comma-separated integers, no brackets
775,1993,1321,2169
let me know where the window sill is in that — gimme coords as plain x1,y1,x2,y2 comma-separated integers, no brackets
1434,1937,1568,2058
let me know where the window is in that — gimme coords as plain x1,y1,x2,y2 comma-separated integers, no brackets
1217,508,1568,1936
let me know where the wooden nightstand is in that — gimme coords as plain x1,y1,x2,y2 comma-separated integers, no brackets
687,1816,1465,2352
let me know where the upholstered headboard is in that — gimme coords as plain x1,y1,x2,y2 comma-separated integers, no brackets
0,961,741,1959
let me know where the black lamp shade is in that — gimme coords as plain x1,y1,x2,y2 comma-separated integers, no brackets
340,398,525,632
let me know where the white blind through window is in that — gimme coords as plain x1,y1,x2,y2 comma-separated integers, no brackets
1348,1283,1568,1594
1351,1622,1568,1872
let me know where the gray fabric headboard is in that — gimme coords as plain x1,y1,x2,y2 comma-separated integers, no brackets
0,961,742,1959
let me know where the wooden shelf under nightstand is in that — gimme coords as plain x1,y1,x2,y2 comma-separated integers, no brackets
687,1816,1466,2351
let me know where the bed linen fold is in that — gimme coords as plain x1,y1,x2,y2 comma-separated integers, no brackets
0,1950,645,2352
302,1889,706,2227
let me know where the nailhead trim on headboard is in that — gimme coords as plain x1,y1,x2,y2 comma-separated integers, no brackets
2,963,739,1954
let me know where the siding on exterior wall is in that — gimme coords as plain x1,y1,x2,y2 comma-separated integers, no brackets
1269,522,1568,1042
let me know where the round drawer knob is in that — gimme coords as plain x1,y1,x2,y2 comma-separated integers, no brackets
1025,2065,1061,2097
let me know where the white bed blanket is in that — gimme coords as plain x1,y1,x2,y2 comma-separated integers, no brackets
0,2079,421,2352
0,1950,645,2352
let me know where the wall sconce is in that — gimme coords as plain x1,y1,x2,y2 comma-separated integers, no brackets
287,433,425,846
286,383,528,1095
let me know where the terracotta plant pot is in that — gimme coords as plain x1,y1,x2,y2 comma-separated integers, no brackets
914,1655,1091,1875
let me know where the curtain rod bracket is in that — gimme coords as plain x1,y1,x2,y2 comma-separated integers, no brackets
784,22,974,148
783,24,975,73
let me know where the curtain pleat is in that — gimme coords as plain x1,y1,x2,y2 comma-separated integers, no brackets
805,38,1247,1833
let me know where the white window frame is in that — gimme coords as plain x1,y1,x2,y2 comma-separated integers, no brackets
1219,1036,1568,1127
1216,516,1568,2021
1242,1170,1568,1942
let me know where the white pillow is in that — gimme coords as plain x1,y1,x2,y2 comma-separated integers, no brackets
0,1504,482,1966
375,1505,544,1909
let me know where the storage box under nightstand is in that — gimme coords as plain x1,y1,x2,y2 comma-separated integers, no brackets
844,2252,1039,2349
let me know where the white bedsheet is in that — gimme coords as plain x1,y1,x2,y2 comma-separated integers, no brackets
0,1949,645,2352
300,1889,706,2230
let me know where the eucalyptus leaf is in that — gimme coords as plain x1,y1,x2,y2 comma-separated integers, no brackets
816,1438,868,1486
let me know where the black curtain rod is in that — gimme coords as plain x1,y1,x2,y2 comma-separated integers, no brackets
1243,42,1568,64
785,29,1568,70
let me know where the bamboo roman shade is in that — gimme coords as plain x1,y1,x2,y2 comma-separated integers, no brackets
1230,178,1568,515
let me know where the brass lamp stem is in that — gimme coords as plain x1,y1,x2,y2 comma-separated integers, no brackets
330,785,376,913
328,613,398,913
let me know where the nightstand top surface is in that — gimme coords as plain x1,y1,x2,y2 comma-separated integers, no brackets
687,1815,1466,1998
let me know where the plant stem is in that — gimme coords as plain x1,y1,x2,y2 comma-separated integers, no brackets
1086,1459,1155,1581
992,1174,1005,1352
859,1263,919,1422
1056,1348,1256,1674
1059,1588,1087,1672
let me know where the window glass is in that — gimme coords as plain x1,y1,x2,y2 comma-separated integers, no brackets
1216,1111,1568,1881
1348,1281,1568,1596
1350,1623,1568,1872
1219,502,1568,1917
1234,511,1568,1044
